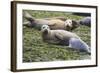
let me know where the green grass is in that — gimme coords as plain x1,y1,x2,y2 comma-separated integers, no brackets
23,10,91,62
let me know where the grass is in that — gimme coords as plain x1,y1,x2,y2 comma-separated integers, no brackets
23,10,91,62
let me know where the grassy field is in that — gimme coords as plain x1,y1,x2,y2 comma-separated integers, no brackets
23,10,91,62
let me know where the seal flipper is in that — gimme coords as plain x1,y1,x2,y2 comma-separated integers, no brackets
69,38,91,55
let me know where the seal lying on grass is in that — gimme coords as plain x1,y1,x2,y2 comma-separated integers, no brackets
24,12,79,31
79,17,91,27
41,25,79,44
41,25,91,54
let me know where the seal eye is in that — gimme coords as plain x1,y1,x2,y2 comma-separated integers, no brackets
42,26,45,29
69,21,72,24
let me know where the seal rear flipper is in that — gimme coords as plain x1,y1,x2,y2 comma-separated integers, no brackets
23,12,35,22
69,38,91,55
